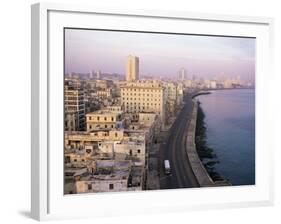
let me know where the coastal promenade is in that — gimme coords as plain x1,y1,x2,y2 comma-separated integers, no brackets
159,94,199,189
186,101,215,187
159,91,230,189
187,98,231,187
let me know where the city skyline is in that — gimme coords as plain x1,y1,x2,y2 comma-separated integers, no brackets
65,28,255,82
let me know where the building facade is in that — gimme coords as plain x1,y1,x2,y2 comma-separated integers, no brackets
65,80,85,131
120,80,165,124
86,110,124,131
126,55,139,82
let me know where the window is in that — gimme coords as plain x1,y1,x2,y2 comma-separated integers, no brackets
88,184,92,190
97,116,100,121
115,132,118,137
109,184,114,190
104,117,107,121
111,117,114,121
137,149,141,154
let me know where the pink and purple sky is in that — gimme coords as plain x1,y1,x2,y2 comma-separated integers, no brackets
65,28,255,82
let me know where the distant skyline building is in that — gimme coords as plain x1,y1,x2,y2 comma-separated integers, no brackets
65,29,255,82
90,70,94,79
179,68,187,81
126,55,139,82
96,70,101,79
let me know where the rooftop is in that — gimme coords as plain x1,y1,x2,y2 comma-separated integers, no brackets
86,110,121,115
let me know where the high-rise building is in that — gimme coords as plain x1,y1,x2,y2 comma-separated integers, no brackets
65,80,85,131
179,68,187,81
96,70,101,79
90,70,95,79
126,55,139,82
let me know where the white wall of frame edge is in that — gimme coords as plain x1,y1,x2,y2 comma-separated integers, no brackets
31,2,274,221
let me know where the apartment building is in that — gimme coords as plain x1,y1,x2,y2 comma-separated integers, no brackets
65,80,85,131
120,80,165,124
86,109,124,131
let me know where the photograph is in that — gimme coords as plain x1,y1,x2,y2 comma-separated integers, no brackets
63,28,255,194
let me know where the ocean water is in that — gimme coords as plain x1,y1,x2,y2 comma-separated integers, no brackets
196,89,255,185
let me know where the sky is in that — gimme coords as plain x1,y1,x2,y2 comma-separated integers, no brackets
65,28,255,82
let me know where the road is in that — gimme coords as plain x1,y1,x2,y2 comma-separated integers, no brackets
159,94,199,189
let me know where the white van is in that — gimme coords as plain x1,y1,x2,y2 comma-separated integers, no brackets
164,160,171,175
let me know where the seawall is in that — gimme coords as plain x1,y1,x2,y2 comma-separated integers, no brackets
186,100,230,187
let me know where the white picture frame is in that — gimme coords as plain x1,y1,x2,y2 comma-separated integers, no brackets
31,2,274,221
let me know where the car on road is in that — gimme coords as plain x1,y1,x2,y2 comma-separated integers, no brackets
164,160,171,175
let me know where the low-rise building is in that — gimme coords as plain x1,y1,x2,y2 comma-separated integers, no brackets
114,140,146,165
97,89,111,98
86,109,124,131
210,80,217,89
65,129,125,150
73,160,144,193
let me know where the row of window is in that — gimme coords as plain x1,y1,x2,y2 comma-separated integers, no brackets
88,116,115,121
126,102,161,106
121,88,161,92
122,97,161,101
121,93,162,97
126,106,159,110
88,183,114,190
88,124,115,129
73,158,85,162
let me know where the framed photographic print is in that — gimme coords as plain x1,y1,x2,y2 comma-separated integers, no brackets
31,2,274,221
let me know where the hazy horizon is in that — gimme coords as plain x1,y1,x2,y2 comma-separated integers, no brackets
65,28,255,82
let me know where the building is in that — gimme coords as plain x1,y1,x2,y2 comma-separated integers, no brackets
179,67,187,81
120,80,165,124
176,83,184,106
96,89,111,98
65,80,85,131
65,112,77,131
165,82,177,116
210,80,217,89
126,55,139,82
106,105,123,113
64,129,126,151
65,147,95,164
73,160,144,193
96,70,101,79
114,140,146,164
86,109,124,131
184,79,193,88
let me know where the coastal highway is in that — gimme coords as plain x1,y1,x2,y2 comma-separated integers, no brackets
159,94,199,189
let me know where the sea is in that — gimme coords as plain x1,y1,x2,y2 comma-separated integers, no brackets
195,89,255,186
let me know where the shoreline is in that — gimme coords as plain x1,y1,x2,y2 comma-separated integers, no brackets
194,88,255,186
195,101,228,183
